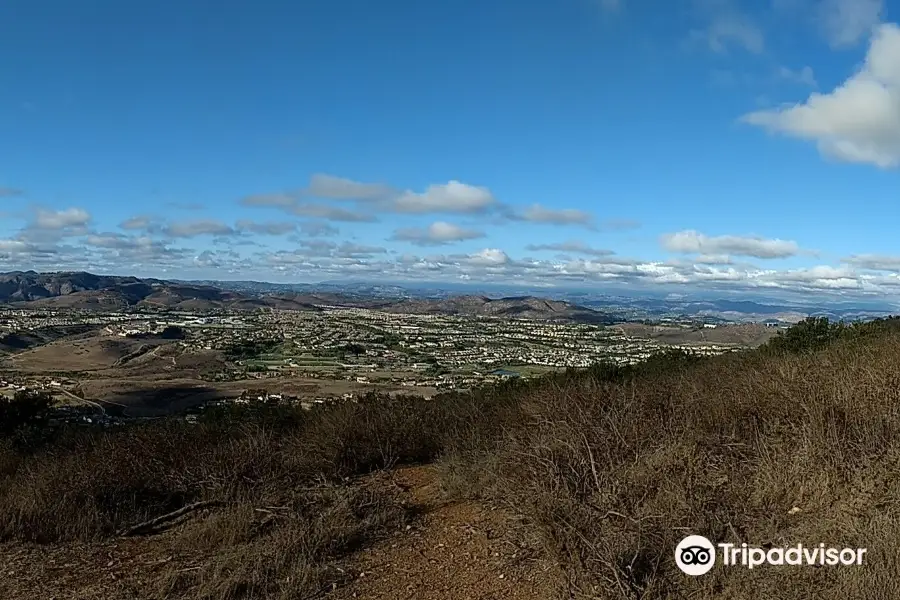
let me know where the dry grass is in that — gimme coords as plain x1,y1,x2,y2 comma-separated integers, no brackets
438,330,900,599
157,486,411,600
0,396,447,598
617,322,780,347
0,394,456,544
4,320,900,598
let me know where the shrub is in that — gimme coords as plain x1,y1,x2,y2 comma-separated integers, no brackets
763,316,846,354
0,390,52,437
439,325,900,599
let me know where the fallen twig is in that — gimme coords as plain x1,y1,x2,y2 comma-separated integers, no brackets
119,500,224,537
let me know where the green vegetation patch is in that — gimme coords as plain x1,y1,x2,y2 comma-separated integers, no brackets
222,339,282,360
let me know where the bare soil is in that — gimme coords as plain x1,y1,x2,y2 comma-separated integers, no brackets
0,466,560,600
332,466,560,600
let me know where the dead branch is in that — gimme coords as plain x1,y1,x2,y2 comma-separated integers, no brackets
119,500,223,537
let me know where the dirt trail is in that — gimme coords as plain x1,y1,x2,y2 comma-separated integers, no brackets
333,465,561,600
0,537,187,600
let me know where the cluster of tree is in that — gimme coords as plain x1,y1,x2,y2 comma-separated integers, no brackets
763,315,900,355
343,343,366,358
578,347,702,384
159,325,186,340
426,363,449,376
762,316,842,354
0,389,52,438
223,339,282,360
371,333,403,349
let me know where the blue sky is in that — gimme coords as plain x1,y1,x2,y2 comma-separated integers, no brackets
2,0,900,297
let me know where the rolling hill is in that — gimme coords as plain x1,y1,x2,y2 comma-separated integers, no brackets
0,271,610,322
380,294,615,323
0,271,321,312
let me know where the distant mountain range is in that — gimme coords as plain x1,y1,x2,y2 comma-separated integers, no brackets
0,271,613,324
185,278,900,320
379,295,613,323
0,271,321,312
2,271,896,324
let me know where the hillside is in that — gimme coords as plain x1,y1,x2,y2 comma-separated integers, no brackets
0,271,322,312
0,272,606,322
0,324,99,354
381,294,614,323
617,322,781,347
0,271,155,302
3,318,900,599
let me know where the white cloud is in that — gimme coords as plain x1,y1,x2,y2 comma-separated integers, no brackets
306,173,393,201
467,248,510,266
266,241,387,264
689,0,765,54
391,181,497,214
742,23,900,168
705,15,765,53
519,204,595,227
777,65,817,86
695,254,734,265
661,230,800,258
12,232,900,298
525,241,615,257
241,193,297,208
289,203,378,222
842,253,900,271
244,176,612,229
34,208,91,230
759,264,862,289
85,233,183,258
337,242,388,258
249,176,498,216
298,221,339,237
120,216,156,230
819,0,883,47
391,221,485,246
86,233,139,248
194,250,222,268
0,239,35,253
235,220,297,235
163,220,236,238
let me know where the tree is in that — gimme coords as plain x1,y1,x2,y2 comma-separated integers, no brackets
425,360,448,376
0,390,52,436
764,317,845,354
159,325,186,339
344,343,366,358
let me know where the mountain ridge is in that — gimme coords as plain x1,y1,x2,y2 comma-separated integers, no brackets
0,271,612,323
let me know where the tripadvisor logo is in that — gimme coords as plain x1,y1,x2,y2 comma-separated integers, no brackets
675,535,868,575
675,535,716,576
